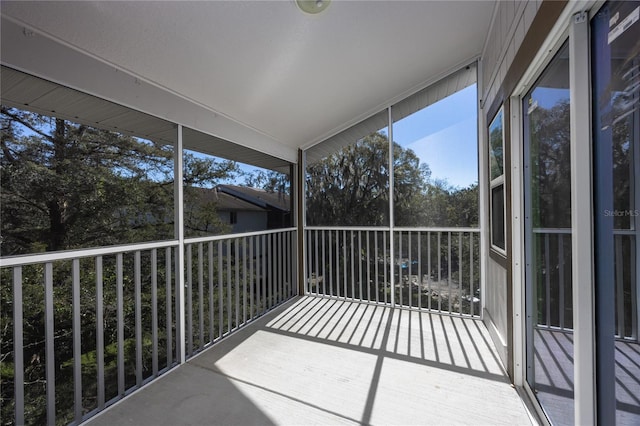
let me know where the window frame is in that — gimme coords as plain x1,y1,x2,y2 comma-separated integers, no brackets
489,106,507,255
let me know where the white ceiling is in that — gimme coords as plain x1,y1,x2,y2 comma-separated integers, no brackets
0,0,495,162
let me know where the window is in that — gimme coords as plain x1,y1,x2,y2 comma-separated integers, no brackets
392,83,479,227
489,107,506,252
229,211,238,225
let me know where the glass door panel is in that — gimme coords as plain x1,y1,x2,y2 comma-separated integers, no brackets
523,41,573,426
592,2,640,424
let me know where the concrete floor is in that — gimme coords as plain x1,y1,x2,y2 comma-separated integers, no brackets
87,296,536,425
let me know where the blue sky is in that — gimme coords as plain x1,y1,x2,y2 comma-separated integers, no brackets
394,84,478,188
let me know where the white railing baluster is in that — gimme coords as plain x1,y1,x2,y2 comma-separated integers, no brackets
166,247,173,367
151,249,158,377
269,234,274,308
366,231,371,302
331,231,336,298
218,241,224,339
374,231,379,303
428,232,432,311
544,233,551,327
469,233,474,317
116,254,125,398
198,243,204,349
186,245,193,355
615,234,624,337
358,231,363,301
278,232,283,303
448,232,452,314
310,230,315,294
398,231,403,306
289,231,294,297
558,235,565,330
72,258,83,422
279,232,283,300
383,231,387,305
408,231,413,309
261,234,267,312
96,257,105,409
45,262,56,425
350,230,355,299
322,230,326,296
249,237,254,318
459,232,463,316
343,230,347,299
13,267,24,425
437,233,442,312
235,238,240,330
335,231,340,298
243,237,247,325
227,240,232,333
208,242,214,344
418,233,422,310
134,251,143,387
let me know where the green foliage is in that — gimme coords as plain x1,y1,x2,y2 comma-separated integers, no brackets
242,168,290,195
306,133,394,226
305,132,478,227
1,107,175,255
0,107,240,425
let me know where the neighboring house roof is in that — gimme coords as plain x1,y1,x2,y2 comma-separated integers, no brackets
190,187,265,212
217,185,290,212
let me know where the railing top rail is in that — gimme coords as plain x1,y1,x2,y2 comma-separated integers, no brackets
184,227,296,244
0,239,180,268
305,226,391,231
532,228,571,234
305,226,480,233
532,228,635,235
395,227,480,233
613,229,637,236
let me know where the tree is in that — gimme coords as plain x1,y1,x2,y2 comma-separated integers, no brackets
241,168,290,195
305,131,477,227
528,99,571,229
1,107,175,255
0,107,240,425
306,132,428,226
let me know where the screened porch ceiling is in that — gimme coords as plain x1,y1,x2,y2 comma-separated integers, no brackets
0,0,495,169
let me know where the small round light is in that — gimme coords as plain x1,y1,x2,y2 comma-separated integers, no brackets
296,0,330,14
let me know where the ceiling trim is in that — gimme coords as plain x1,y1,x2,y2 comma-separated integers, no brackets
0,16,298,164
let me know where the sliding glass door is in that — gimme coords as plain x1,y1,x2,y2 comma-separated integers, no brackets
592,2,640,424
523,40,573,426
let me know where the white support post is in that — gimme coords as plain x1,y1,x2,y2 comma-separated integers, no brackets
388,107,395,307
477,63,488,318
174,124,186,363
299,150,306,295
510,95,525,387
569,11,596,426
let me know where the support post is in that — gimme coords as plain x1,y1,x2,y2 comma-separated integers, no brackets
297,149,306,295
569,11,597,426
174,124,186,363
388,107,395,307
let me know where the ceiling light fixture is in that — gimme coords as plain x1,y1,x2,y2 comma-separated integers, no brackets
296,0,331,15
